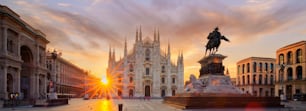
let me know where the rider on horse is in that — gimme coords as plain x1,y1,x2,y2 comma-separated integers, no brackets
205,27,230,56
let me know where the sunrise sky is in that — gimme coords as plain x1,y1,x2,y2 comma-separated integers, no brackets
2,0,306,81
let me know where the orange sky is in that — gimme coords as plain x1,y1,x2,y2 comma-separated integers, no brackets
2,0,306,82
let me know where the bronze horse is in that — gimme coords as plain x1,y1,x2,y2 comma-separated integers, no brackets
205,32,230,56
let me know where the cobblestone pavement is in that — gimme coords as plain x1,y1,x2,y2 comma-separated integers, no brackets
0,99,305,111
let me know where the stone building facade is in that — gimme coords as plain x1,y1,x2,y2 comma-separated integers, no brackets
236,57,276,97
0,5,49,100
275,41,306,100
107,28,184,98
46,51,87,98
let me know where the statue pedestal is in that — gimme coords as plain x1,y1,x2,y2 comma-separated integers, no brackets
164,54,283,109
198,75,243,94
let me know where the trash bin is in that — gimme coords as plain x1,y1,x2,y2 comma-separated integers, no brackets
118,104,123,111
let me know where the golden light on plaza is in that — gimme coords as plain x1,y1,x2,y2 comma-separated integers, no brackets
101,78,108,85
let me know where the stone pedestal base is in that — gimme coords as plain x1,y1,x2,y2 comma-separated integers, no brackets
164,94,283,109
34,98,69,107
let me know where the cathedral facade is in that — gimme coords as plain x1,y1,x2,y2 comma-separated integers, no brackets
107,27,184,98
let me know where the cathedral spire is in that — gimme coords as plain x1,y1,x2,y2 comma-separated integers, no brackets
167,41,171,56
136,28,138,42
112,48,116,61
177,50,181,65
181,50,184,64
154,27,156,42
139,26,142,41
109,46,112,62
124,37,127,57
158,28,160,42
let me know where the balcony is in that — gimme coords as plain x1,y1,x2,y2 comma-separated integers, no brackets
143,75,152,79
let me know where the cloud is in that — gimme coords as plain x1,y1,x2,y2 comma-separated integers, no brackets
6,0,306,79
57,3,71,7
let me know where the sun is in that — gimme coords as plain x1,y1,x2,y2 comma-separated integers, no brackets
101,78,108,85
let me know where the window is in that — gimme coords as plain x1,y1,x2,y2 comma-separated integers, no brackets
129,64,133,72
242,76,245,85
247,75,250,85
238,65,240,74
253,62,257,73
265,75,268,85
172,78,175,84
270,63,274,73
172,90,176,96
145,49,150,61
287,51,293,64
259,75,262,85
161,66,165,73
161,77,165,83
129,77,133,83
247,63,250,73
296,66,302,80
146,68,149,75
7,40,14,53
265,63,268,72
253,75,256,84
259,63,262,72
279,54,284,64
287,67,293,81
242,64,245,74
7,29,17,53
296,49,302,63
270,75,274,85
39,53,43,64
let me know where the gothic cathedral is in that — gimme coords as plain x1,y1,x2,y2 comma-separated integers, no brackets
107,27,184,98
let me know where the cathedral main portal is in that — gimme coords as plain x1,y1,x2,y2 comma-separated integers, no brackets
145,86,150,96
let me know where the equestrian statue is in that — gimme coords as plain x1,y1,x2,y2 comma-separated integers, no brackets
205,27,230,56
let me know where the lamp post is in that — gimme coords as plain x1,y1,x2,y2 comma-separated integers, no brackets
279,64,286,101
49,50,58,99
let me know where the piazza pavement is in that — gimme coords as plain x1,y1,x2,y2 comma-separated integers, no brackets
0,98,306,111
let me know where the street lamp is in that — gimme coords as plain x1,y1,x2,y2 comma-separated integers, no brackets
279,64,286,101
51,50,58,93
48,50,58,99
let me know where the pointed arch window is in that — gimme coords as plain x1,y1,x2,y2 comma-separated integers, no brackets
145,49,150,61
161,66,165,73
161,77,165,83
129,64,134,72
172,78,175,84
130,77,133,83
146,68,150,75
